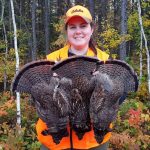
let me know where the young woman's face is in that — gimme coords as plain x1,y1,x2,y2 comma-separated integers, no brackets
67,16,93,50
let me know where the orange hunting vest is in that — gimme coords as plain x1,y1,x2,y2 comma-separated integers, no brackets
36,44,111,150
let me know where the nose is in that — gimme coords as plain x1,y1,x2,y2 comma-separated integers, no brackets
75,27,82,35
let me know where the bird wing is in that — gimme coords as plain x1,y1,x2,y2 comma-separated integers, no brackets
95,59,138,94
51,55,98,80
11,60,55,93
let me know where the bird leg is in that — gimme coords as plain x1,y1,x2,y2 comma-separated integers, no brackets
41,125,69,144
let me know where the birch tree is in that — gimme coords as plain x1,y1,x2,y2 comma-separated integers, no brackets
10,0,21,127
0,0,8,91
2,22,8,91
70,0,75,6
139,31,143,83
137,0,150,92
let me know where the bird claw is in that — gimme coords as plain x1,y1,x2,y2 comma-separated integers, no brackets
41,128,69,144
76,132,84,140
72,123,91,140
93,126,112,144
41,130,49,136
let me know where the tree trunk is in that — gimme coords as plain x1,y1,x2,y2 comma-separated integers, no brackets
0,0,7,91
9,1,13,47
98,0,108,32
88,0,95,21
113,0,120,30
3,22,8,91
44,0,50,54
19,0,22,29
0,0,4,21
64,0,71,11
31,0,37,60
139,31,143,83
10,0,21,127
57,0,65,17
137,0,150,92
119,0,127,60
70,0,75,6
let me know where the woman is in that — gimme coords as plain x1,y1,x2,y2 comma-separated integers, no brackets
36,5,111,150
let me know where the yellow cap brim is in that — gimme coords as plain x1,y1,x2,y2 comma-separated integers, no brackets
65,15,91,25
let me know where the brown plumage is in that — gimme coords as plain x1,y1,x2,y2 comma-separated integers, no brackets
11,60,72,144
52,56,98,140
89,59,138,143
11,60,55,93
69,76,92,140
12,57,138,144
34,77,72,144
90,72,124,143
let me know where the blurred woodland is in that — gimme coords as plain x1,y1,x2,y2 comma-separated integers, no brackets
0,0,150,149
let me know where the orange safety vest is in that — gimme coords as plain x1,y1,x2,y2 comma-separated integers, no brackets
36,44,112,150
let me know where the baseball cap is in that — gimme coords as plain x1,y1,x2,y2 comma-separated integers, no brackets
65,5,92,24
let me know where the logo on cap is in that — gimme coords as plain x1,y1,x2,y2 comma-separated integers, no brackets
71,9,83,14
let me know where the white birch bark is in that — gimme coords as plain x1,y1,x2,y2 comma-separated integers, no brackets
0,0,4,21
137,0,150,92
70,0,75,6
10,0,21,127
3,22,8,91
139,31,143,83
0,0,8,91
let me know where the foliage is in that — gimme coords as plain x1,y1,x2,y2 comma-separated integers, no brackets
0,81,150,149
0,92,40,149
111,88,150,149
52,16,67,49
0,0,149,149
96,25,131,58
0,51,16,87
128,11,150,49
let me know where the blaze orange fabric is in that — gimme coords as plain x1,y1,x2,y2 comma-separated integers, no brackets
36,44,111,149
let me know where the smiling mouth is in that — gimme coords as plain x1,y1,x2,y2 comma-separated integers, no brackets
75,37,84,39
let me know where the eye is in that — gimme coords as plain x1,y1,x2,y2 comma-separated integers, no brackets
69,25,76,29
80,24,87,28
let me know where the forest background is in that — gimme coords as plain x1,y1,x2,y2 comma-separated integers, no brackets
0,0,150,149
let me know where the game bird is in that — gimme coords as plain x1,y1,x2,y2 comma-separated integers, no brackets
89,59,138,143
52,56,99,140
12,60,72,144
12,56,138,144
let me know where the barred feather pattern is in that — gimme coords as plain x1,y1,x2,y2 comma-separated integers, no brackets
69,75,92,140
90,72,124,143
31,77,72,144
12,57,138,144
52,57,97,140
12,60,54,93
96,62,137,93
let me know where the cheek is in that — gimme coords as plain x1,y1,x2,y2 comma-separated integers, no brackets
85,30,93,40
84,27,93,37
88,28,93,36
67,30,74,40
